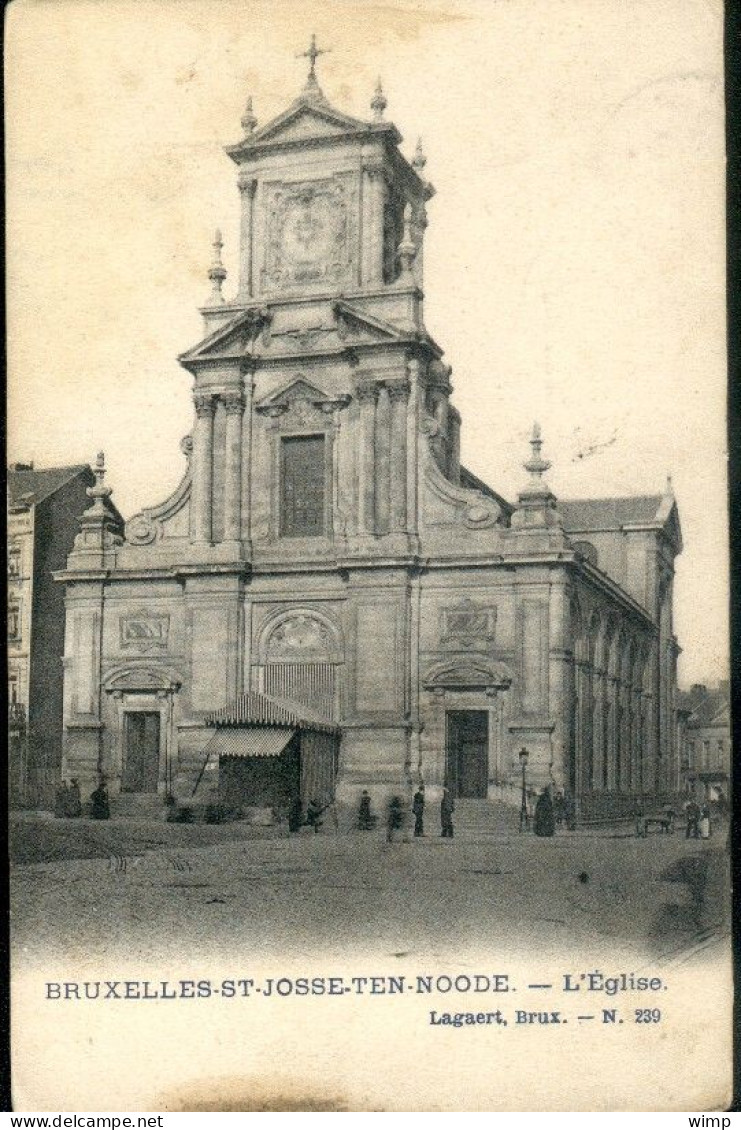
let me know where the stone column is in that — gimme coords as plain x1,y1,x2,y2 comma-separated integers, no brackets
375,385,391,533
548,578,569,789
240,368,255,543
592,672,605,791
388,380,409,531
363,163,386,286
356,382,378,534
192,393,215,544
238,176,257,300
406,357,421,536
223,391,244,542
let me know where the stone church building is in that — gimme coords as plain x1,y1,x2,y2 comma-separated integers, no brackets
58,49,683,823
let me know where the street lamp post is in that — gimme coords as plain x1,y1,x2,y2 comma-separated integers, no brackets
518,747,529,832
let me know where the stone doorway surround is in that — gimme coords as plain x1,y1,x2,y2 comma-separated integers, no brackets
102,666,182,796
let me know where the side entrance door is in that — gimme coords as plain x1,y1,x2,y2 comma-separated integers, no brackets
122,711,161,793
446,710,489,798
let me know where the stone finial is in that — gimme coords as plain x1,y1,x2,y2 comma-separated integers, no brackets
665,473,674,497
240,95,257,137
207,228,227,305
86,451,113,514
371,77,387,121
412,137,427,173
70,450,123,558
397,202,417,276
524,421,552,486
511,423,562,531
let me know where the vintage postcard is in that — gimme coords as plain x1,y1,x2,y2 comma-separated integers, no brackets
7,0,731,1113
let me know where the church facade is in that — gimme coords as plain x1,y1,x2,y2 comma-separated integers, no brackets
58,51,683,823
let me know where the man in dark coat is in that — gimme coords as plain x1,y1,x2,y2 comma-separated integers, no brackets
440,787,455,838
534,787,556,837
358,790,375,830
90,780,110,820
412,785,425,837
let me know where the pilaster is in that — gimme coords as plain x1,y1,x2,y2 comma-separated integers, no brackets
223,391,244,542
356,381,379,535
237,176,258,300
388,379,410,531
192,393,215,544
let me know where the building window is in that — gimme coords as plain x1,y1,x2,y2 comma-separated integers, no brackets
280,435,326,538
8,675,18,704
7,546,21,579
8,605,20,642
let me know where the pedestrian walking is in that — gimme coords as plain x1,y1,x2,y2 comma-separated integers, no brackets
684,799,700,839
305,798,324,833
387,795,404,842
634,799,645,838
357,790,376,830
534,787,556,838
54,781,69,819
67,779,82,818
412,785,425,837
554,790,566,827
440,787,455,838
699,805,711,840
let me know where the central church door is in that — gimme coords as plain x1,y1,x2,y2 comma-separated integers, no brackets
446,710,488,798
122,711,160,792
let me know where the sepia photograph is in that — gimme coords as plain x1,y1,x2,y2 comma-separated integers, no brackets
6,0,731,1112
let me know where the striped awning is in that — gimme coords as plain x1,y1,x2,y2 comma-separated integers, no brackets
205,689,339,734
210,726,296,759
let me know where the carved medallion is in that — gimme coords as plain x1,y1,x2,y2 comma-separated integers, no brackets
263,178,354,290
440,598,496,650
266,613,333,663
120,614,170,652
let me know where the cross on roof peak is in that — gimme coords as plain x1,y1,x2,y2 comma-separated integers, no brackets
297,34,330,80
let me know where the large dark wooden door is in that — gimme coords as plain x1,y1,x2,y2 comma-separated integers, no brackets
446,710,489,798
122,712,160,793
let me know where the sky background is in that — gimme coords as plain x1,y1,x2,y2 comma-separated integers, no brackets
6,0,727,685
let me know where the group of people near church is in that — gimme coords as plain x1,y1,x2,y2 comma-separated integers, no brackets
352,783,576,840
355,785,454,841
683,798,714,840
54,778,110,820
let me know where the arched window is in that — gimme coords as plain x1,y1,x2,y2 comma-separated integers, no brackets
572,540,599,567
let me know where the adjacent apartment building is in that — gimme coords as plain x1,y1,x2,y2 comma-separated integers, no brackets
8,462,124,807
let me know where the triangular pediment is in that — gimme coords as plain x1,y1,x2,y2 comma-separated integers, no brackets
258,377,330,408
179,306,272,367
225,95,391,162
258,105,361,143
332,300,405,342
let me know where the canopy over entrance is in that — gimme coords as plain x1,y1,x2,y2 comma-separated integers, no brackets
196,690,340,812
204,689,339,734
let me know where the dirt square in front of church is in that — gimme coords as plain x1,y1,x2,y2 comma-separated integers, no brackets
10,816,729,972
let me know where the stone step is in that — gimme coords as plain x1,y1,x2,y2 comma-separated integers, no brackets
452,799,520,836
110,792,167,819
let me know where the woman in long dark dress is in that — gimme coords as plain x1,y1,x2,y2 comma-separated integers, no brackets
534,787,556,837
